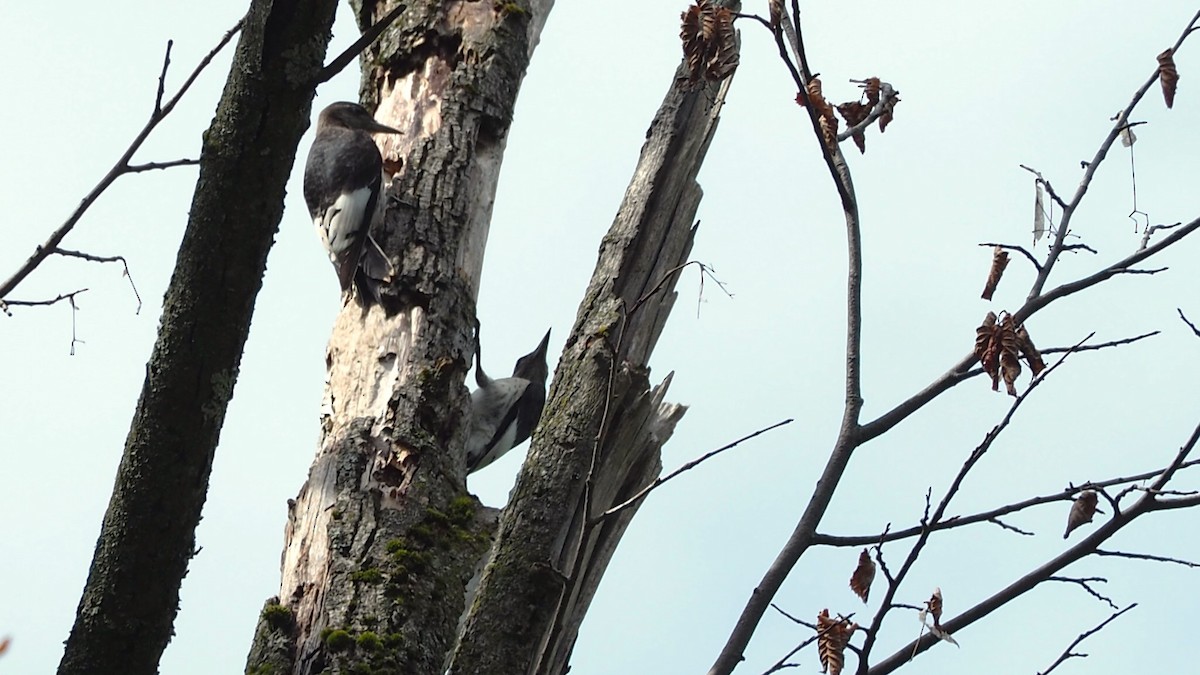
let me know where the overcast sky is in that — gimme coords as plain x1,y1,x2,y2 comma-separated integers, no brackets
2,2,1199,673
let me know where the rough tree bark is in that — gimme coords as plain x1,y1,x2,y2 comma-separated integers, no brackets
244,1,555,673
245,1,739,674
57,2,340,674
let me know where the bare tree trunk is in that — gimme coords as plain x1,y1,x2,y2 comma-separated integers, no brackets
58,2,339,674
245,2,554,674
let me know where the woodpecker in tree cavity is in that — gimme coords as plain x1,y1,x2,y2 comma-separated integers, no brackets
466,325,552,473
303,101,401,306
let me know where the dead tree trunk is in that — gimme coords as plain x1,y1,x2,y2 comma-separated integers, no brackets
57,2,340,674
448,70,733,675
245,2,554,674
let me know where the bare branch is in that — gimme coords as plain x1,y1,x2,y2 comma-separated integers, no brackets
51,249,144,314
1047,576,1118,610
978,242,1042,272
1019,164,1069,210
1178,308,1200,338
1036,604,1136,675
1029,11,1200,300
315,3,408,85
595,418,793,522
1140,221,1183,251
1093,549,1200,568
125,158,199,173
987,517,1034,536
1,288,88,310
0,19,242,304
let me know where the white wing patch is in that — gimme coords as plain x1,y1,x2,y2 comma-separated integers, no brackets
315,187,373,262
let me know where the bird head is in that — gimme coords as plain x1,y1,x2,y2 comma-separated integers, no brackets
512,329,551,385
317,101,403,135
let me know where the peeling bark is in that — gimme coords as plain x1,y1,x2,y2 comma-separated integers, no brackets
57,3,339,674
246,2,553,674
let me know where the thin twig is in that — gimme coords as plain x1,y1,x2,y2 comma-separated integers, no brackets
978,242,1042,272
1140,221,1182,251
986,517,1034,536
125,158,199,173
2,288,89,310
0,19,243,303
595,418,793,522
1036,604,1136,675
1178,308,1200,337
1046,576,1118,610
52,249,143,314
1019,164,1069,210
1093,549,1200,568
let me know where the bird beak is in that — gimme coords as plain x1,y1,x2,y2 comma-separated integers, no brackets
534,329,551,357
366,120,403,135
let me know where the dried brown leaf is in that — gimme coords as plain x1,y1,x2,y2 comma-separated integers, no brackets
837,101,870,153
808,78,839,147
926,588,944,628
861,77,881,107
878,90,899,133
999,314,1022,397
680,1,739,87
1158,48,1179,109
817,609,856,675
975,312,1001,389
849,548,876,603
1064,490,1099,538
981,246,1010,301
0,636,8,657
1016,324,1045,376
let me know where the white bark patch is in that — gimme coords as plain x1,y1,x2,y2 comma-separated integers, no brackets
376,57,451,169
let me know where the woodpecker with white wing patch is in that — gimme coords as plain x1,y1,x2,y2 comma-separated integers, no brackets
303,102,401,306
466,325,552,473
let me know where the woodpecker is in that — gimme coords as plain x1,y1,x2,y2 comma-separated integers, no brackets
466,326,552,473
303,101,401,305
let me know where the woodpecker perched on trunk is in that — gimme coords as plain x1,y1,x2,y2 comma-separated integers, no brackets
466,326,552,473
303,102,401,306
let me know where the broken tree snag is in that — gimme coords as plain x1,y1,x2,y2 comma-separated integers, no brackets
245,2,555,675
449,10,736,673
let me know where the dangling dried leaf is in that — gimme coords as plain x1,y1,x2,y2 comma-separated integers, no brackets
1016,324,1045,376
877,85,900,133
768,0,783,29
807,77,839,147
999,315,1022,397
837,101,870,153
1158,48,1179,109
1119,125,1137,147
980,246,1009,301
860,77,882,107
680,1,739,87
1064,490,1099,538
1033,181,1046,245
974,312,1022,393
926,588,944,628
817,609,856,675
0,635,9,657
974,312,1001,389
849,549,876,602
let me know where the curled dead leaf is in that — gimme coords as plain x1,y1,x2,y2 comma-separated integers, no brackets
807,77,839,147
769,0,783,29
1064,490,1099,538
0,635,9,657
981,246,1010,301
1033,181,1046,245
1016,324,1045,377
926,588,944,628
849,548,876,602
860,77,882,107
817,609,856,675
837,101,870,154
1158,48,1179,109
680,1,739,87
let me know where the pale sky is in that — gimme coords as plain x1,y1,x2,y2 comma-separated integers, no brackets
2,2,1199,674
